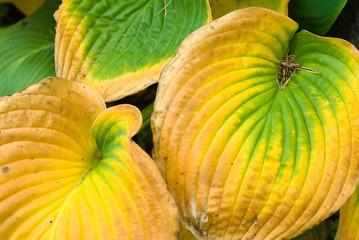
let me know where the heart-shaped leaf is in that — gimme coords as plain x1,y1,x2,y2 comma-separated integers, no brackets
209,0,289,19
288,0,347,35
152,7,359,239
0,0,59,96
335,187,359,239
55,0,211,102
0,77,179,239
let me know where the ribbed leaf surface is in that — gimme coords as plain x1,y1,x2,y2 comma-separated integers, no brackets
0,77,179,239
209,0,289,19
55,0,211,102
0,0,59,96
152,7,359,240
288,0,346,35
335,186,359,239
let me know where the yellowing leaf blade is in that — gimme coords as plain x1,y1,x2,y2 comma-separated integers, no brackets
209,0,289,19
152,7,359,240
55,0,211,101
0,78,179,239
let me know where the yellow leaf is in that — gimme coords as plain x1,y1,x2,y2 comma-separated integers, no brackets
209,0,289,19
336,187,359,239
1,0,46,16
0,77,179,239
152,7,359,239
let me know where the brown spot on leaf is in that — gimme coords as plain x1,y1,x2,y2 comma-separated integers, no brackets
2,166,10,173
41,78,52,85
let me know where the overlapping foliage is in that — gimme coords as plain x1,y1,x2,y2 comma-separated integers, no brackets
0,0,59,95
0,0,358,240
55,0,211,101
209,0,346,35
0,77,179,239
336,186,359,239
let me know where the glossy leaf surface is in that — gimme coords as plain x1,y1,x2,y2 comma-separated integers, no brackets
55,0,211,102
288,0,347,35
209,0,289,19
0,0,59,96
152,7,359,240
0,77,179,239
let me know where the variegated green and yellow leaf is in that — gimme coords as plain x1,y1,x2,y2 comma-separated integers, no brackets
152,7,359,240
209,0,289,19
0,77,179,239
55,0,211,102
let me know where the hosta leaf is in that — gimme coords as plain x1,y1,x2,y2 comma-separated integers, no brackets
335,186,359,239
152,7,359,240
0,77,179,239
209,0,289,19
288,0,347,35
55,0,211,102
209,0,346,35
0,0,59,96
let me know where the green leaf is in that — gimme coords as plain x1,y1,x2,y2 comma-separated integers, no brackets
55,0,211,102
0,0,60,96
288,0,347,35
